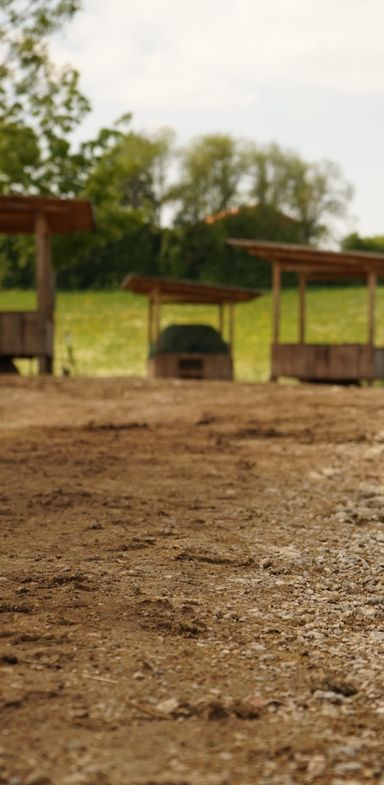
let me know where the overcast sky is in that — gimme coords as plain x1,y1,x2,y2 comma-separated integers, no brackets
53,0,384,237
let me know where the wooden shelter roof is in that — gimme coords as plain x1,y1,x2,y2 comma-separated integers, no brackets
227,239,384,279
122,274,262,305
0,194,95,235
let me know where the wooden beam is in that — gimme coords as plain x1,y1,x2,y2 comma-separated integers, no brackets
35,211,54,374
368,270,377,347
36,212,54,315
148,297,154,352
153,287,161,347
218,304,224,337
298,273,306,344
272,262,282,344
228,303,235,352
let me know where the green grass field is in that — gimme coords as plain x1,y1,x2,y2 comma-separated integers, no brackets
2,287,384,381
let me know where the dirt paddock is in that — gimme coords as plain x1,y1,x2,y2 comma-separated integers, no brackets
1,377,384,785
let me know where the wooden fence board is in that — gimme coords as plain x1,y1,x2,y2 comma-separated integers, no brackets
272,343,378,381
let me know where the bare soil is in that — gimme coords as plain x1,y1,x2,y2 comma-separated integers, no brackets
1,377,384,785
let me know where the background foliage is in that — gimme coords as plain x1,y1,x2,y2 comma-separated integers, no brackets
0,0,376,294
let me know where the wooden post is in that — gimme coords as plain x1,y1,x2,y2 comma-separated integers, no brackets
148,297,154,352
368,271,376,347
35,211,54,374
228,303,235,352
298,273,306,344
153,288,161,348
218,304,224,337
272,262,281,344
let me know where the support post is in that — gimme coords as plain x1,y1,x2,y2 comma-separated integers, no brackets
35,211,54,374
228,303,235,353
298,273,306,344
218,304,224,337
368,271,376,347
272,262,281,344
153,288,161,349
148,297,154,353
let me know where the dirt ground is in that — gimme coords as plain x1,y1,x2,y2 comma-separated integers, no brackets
2,377,384,785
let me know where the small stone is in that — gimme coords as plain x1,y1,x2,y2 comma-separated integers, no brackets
307,755,326,777
156,697,180,715
367,596,384,605
322,467,338,478
132,671,145,680
312,690,344,704
334,761,362,775
370,631,384,642
260,558,273,569
360,606,376,617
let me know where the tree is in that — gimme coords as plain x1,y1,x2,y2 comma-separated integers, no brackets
342,232,384,254
84,127,174,228
169,134,247,224
0,1,91,285
0,0,90,194
159,203,305,288
244,143,353,243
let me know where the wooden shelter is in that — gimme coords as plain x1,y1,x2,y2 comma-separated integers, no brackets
122,274,262,379
0,195,94,374
228,239,384,383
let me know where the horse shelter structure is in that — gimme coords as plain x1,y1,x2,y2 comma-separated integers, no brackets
0,195,94,374
122,274,262,380
228,239,384,384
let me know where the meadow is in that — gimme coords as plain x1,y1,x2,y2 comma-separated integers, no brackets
2,286,384,381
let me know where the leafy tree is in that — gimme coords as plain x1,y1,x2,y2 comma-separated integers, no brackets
0,0,90,194
168,135,352,244
54,213,163,289
85,127,174,228
244,143,353,243
159,204,305,288
0,0,92,285
169,134,247,224
342,232,384,254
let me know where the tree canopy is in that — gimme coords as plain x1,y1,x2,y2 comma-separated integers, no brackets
0,0,89,194
0,1,356,289
342,232,384,254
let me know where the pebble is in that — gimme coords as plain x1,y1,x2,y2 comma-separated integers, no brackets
334,762,362,774
307,755,326,777
312,690,345,704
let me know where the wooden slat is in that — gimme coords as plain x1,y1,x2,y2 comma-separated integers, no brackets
122,274,262,304
149,352,233,380
0,313,22,354
271,343,375,381
0,195,94,235
228,239,384,266
0,311,50,357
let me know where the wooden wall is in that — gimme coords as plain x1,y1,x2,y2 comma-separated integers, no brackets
149,352,233,380
272,343,376,382
0,312,52,358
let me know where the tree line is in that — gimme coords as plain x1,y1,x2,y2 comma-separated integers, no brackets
0,0,374,290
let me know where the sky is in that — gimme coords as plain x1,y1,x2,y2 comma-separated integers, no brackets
52,0,384,238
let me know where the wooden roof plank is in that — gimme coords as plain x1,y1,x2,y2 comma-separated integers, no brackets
121,274,263,305
0,194,95,235
227,239,384,275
